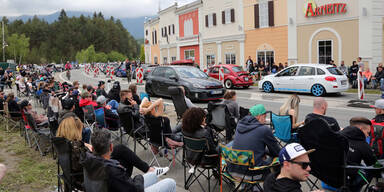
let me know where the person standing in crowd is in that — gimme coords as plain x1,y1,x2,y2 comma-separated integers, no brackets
372,66,384,89
82,130,176,192
329,60,336,67
349,61,359,87
305,97,340,132
357,57,364,71
284,62,289,68
108,81,121,103
246,56,254,72
338,60,347,75
279,95,304,129
362,68,372,88
249,62,259,81
341,117,376,192
96,81,108,98
263,143,321,192
271,63,279,74
228,104,280,180
125,59,132,83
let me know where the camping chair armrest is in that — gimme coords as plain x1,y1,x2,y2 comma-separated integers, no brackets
345,165,384,170
205,154,219,158
248,157,280,171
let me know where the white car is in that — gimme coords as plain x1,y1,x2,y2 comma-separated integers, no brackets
258,64,349,96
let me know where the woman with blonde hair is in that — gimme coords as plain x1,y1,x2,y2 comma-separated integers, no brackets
56,116,165,186
279,94,304,129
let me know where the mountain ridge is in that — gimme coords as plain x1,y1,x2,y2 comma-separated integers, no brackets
2,10,150,39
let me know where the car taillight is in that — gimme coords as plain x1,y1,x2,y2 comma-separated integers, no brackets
325,76,336,82
147,70,151,72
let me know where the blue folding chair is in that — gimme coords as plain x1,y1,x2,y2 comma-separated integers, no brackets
94,107,123,144
140,92,150,101
94,107,106,129
270,112,297,146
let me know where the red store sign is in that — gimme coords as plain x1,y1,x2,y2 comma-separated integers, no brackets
305,3,347,17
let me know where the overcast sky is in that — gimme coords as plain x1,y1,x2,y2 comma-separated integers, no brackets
0,0,195,18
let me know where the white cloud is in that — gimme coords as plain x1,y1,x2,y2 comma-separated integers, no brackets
0,0,196,18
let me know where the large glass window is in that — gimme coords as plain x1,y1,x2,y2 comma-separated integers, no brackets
208,14,213,27
257,51,274,64
185,50,195,61
318,40,332,64
171,57,176,62
207,55,215,66
154,57,158,64
184,19,193,37
225,53,236,64
225,9,231,24
163,57,167,64
298,66,315,76
259,0,269,28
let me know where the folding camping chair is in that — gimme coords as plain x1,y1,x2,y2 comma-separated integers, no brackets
81,152,108,192
145,115,183,168
52,137,84,192
206,102,237,143
23,110,51,156
219,144,279,192
118,106,148,153
298,118,349,190
168,87,188,125
183,136,219,192
4,102,23,132
82,105,96,133
16,83,29,97
269,112,297,147
94,107,123,144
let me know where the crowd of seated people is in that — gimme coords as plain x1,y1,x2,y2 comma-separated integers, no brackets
6,64,384,192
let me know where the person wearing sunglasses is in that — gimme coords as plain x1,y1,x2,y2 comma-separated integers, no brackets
264,143,323,192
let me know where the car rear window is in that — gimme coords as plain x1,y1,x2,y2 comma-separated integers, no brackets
327,67,343,75
232,66,244,73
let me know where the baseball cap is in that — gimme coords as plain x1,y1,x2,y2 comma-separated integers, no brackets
19,99,30,109
98,81,105,87
96,95,107,104
61,98,75,110
279,143,315,164
370,99,384,109
249,104,266,116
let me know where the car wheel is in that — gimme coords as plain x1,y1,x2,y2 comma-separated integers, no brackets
262,81,274,93
224,79,233,89
311,84,326,97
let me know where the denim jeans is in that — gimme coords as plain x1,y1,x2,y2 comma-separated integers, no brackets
143,172,176,192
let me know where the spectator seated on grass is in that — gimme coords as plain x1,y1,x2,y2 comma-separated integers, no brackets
82,129,176,192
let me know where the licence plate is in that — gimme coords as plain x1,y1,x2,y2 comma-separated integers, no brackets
211,90,222,95
341,80,347,85
244,77,249,81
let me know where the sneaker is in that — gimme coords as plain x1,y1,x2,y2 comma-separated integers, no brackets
154,167,169,177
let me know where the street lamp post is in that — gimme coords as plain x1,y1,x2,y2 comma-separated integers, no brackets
2,21,7,62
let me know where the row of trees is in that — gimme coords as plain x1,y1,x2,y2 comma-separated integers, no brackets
1,9,140,64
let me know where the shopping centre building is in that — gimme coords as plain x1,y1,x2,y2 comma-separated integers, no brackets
288,0,384,70
144,0,384,71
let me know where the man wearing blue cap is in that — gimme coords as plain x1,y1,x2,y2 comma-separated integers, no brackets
227,104,280,180
263,143,322,192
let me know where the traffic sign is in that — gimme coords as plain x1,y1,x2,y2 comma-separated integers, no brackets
136,67,144,84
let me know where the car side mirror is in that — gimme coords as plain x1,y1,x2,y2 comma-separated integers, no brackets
169,75,178,81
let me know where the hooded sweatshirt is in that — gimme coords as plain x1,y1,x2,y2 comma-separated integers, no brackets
58,109,78,125
340,126,376,176
228,115,280,175
79,99,97,108
263,172,302,192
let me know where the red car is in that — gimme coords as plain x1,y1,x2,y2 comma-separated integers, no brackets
208,64,253,89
